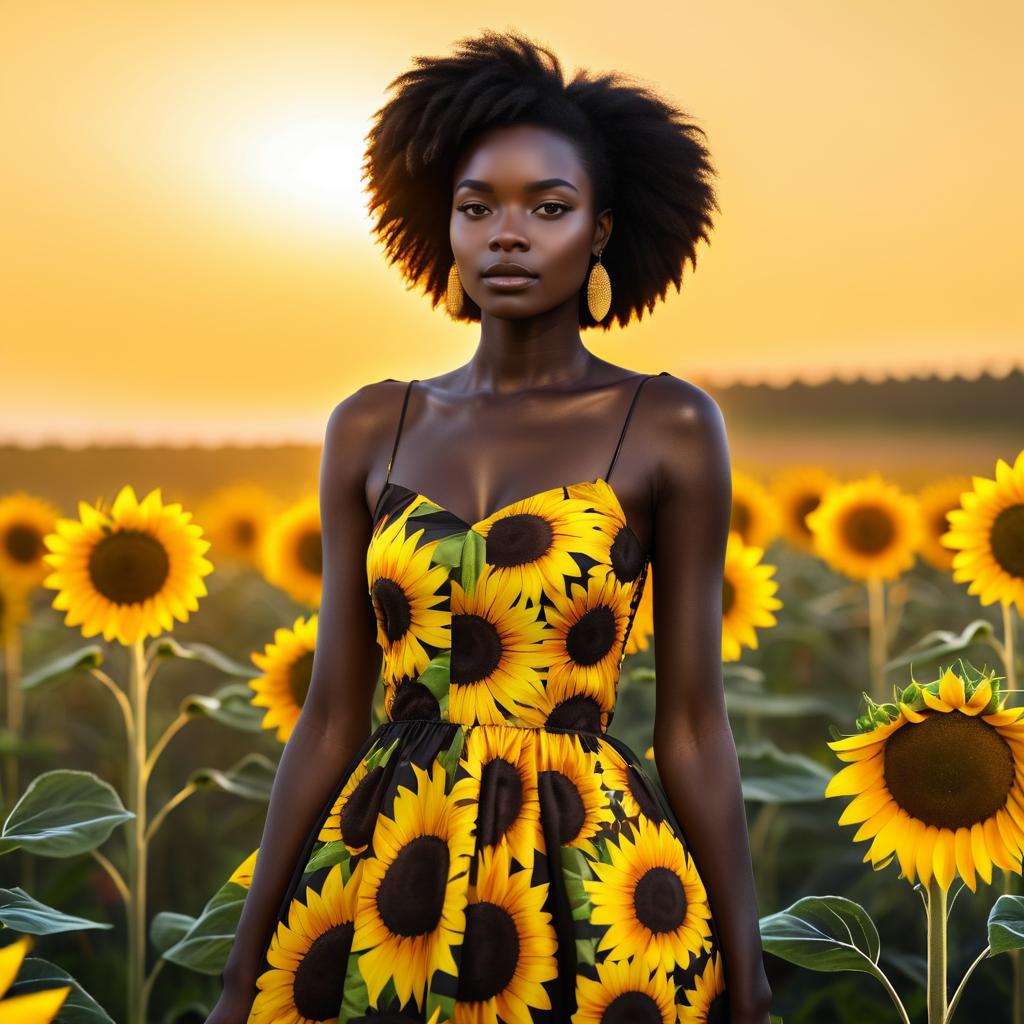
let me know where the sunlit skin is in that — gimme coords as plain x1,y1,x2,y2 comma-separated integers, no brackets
214,122,773,1024
450,122,611,354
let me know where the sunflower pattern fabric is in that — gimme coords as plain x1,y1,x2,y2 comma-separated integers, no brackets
244,374,728,1024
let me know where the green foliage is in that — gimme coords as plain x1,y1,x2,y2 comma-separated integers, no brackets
0,887,112,934
0,769,133,857
2,956,116,1022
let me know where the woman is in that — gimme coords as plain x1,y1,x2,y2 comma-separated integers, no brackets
208,29,772,1024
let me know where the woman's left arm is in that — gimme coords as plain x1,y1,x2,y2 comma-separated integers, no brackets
647,379,773,1022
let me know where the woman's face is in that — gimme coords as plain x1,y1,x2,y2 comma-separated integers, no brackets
449,123,610,321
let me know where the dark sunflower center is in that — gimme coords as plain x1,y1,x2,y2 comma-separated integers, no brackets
991,503,1024,578
484,513,552,567
546,694,603,734
5,523,43,565
722,578,735,616
602,991,664,1023
883,710,1015,829
840,505,895,555
796,495,820,536
289,650,314,707
478,756,524,847
451,612,502,684
633,865,687,933
340,764,387,849
731,502,750,538
232,518,256,548
538,768,586,845
371,577,412,644
565,604,617,666
296,528,322,575
627,765,664,822
291,920,353,1020
377,834,449,936
456,900,520,1002
88,529,170,604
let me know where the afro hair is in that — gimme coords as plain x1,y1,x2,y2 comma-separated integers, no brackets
362,29,719,329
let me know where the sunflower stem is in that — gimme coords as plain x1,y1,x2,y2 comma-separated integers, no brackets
867,577,888,702
944,943,990,1023
927,875,948,1023
1006,867,1024,1024
2,628,23,814
126,637,150,1024
1003,604,1018,692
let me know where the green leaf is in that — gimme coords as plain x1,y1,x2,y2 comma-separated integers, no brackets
738,741,833,803
5,956,116,1022
160,880,248,974
149,911,197,955
886,619,994,671
989,894,1024,954
20,645,105,691
189,753,277,801
306,841,349,874
0,887,113,934
0,770,133,857
760,895,884,977
149,637,257,678
726,691,839,719
181,682,267,732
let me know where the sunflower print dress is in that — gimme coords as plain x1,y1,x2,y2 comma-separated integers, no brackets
245,374,729,1024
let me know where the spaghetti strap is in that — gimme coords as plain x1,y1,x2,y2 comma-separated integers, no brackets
606,371,669,482
385,379,418,485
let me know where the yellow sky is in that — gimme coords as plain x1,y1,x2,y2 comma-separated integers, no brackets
2,1,1022,445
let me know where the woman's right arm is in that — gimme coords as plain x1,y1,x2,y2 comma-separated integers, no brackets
206,388,386,1021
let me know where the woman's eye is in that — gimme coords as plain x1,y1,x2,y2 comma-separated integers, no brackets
538,202,569,216
458,202,488,216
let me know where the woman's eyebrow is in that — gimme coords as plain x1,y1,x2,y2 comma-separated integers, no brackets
454,177,580,194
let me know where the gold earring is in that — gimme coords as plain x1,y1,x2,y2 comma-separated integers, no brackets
445,262,464,317
587,250,611,322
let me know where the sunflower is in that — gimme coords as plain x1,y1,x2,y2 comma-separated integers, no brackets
771,465,839,554
941,450,1024,614
249,613,318,743
41,484,213,646
678,949,728,1022
454,841,557,1021
249,859,365,1024
538,571,635,715
805,472,922,582
352,760,477,1009
584,814,713,973
730,470,781,549
318,736,402,856
0,491,60,589
825,660,1024,891
228,848,259,888
454,724,541,872
534,731,613,858
0,934,71,1020
623,565,653,656
196,482,281,565
597,739,666,824
722,532,782,662
915,476,973,572
574,955,677,1024
0,573,30,642
448,565,551,726
367,509,451,683
260,495,324,606
472,486,610,606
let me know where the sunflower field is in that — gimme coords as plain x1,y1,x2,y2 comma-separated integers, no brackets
1,446,1023,1024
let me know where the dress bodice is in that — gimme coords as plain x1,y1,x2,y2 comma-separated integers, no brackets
366,474,651,732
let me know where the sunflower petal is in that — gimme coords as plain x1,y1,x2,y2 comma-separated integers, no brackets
938,670,966,708
972,822,993,885
955,827,977,892
916,825,939,888
964,677,993,714
932,829,957,890
921,688,954,713
825,755,883,798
